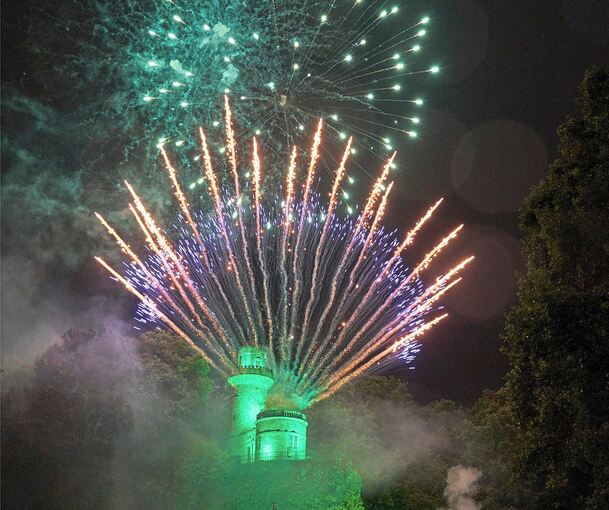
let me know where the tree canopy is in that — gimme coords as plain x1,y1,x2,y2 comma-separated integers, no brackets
503,67,609,509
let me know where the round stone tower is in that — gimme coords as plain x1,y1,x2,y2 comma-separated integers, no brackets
255,409,308,461
227,347,274,462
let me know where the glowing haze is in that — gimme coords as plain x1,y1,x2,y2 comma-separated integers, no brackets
96,98,471,408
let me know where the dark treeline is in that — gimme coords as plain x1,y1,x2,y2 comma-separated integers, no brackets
2,68,608,510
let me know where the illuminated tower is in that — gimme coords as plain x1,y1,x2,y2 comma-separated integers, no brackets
227,347,274,462
228,346,308,463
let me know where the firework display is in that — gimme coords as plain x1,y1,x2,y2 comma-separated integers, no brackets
96,99,470,407
82,1,437,181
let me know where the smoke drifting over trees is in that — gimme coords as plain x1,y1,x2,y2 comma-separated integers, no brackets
2,326,524,509
441,466,482,510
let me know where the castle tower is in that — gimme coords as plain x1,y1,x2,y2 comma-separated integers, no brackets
227,347,274,462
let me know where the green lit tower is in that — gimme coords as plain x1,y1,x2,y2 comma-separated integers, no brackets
227,347,275,462
228,346,308,463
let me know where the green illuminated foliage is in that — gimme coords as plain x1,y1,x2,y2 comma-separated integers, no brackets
206,459,364,510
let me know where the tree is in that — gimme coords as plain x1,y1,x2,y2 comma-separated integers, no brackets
462,389,531,509
308,377,453,509
1,329,133,510
502,67,609,508
1,328,219,510
134,329,214,417
109,330,220,509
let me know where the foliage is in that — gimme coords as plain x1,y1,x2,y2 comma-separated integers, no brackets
461,389,531,509
134,329,213,416
502,67,609,509
109,330,221,509
203,459,365,510
169,436,230,509
0,331,539,509
1,329,133,510
309,377,462,509
0,328,221,510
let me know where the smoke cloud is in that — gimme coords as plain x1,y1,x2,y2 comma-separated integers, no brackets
307,380,462,492
441,465,482,510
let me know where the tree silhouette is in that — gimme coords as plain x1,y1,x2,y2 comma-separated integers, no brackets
503,67,609,509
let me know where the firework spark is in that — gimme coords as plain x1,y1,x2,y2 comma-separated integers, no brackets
96,99,470,407
67,1,438,191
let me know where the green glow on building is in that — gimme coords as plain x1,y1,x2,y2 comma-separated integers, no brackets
256,409,307,461
228,347,308,463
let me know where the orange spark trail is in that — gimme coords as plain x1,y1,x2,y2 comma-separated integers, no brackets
95,256,228,375
315,314,449,402
286,120,324,366
302,119,324,207
285,146,298,213
160,147,203,246
279,146,298,345
315,274,467,390
198,126,252,343
129,204,158,252
358,152,396,230
126,184,201,324
406,224,464,281
224,95,239,197
295,137,352,367
311,256,474,388
347,181,394,289
125,200,236,351
252,137,274,346
308,223,465,382
95,212,233,362
95,212,138,260
224,97,262,345
300,178,394,375
162,145,247,345
383,198,445,274
304,198,440,380
124,181,235,356
96,115,472,406
403,197,444,247
198,128,222,214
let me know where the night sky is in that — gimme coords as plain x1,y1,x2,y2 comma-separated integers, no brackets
2,0,608,405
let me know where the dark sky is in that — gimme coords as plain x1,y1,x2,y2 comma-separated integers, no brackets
2,0,608,405
390,0,609,404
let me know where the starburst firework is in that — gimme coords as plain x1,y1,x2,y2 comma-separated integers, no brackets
71,1,438,185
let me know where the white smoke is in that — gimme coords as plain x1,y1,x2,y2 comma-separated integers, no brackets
440,465,482,510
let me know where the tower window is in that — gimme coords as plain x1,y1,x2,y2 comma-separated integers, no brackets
289,434,298,449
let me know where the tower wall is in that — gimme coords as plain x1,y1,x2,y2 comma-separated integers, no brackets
228,347,309,463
